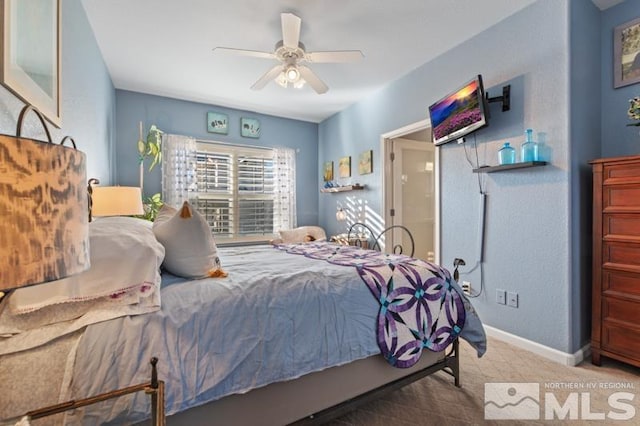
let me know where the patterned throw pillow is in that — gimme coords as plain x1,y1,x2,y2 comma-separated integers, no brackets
153,202,227,279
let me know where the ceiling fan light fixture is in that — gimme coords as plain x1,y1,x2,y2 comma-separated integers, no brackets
276,68,305,89
285,65,300,82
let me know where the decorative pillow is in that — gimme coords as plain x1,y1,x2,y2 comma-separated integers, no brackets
0,217,165,353
153,202,227,279
6,217,164,315
278,228,309,244
278,226,327,244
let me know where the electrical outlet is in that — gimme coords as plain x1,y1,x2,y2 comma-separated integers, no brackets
462,281,472,295
507,292,519,308
496,289,506,305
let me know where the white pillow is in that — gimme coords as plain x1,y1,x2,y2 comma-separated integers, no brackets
278,228,309,243
5,217,165,315
278,226,327,243
153,202,226,279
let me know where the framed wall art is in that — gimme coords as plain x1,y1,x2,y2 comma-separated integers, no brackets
338,156,351,178
207,111,228,134
614,16,640,88
358,150,372,175
241,117,261,138
323,161,334,181
1,0,61,127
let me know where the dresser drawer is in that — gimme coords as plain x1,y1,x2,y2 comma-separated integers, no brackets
603,270,640,297
604,184,640,209
603,241,640,270
602,323,640,360
604,213,640,237
604,161,640,180
603,296,640,324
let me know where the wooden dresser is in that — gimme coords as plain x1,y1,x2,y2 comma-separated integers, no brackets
591,155,640,367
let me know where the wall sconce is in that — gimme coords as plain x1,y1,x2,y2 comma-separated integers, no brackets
336,207,347,222
88,179,144,220
0,105,90,291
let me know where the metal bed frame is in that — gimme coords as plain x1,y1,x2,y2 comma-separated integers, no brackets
9,358,165,425
346,222,416,256
291,339,460,425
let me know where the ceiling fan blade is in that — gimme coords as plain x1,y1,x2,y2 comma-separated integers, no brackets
298,65,328,94
251,65,283,90
306,50,364,63
281,13,301,49
213,47,275,60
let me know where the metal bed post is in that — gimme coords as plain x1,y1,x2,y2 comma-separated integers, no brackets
12,358,165,425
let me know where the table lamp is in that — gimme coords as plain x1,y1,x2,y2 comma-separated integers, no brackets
0,106,89,291
89,181,144,219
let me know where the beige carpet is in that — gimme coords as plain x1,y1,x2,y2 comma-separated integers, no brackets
327,336,640,425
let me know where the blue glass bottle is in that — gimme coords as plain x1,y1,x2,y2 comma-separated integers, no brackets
521,128,538,162
498,142,516,165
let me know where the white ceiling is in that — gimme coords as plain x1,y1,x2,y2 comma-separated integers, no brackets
81,0,619,124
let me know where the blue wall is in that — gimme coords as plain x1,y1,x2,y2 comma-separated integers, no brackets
0,0,115,183
601,0,640,157
569,0,602,356
114,90,319,225
320,0,578,353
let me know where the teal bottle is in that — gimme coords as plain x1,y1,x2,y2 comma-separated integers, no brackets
498,142,516,165
521,128,538,162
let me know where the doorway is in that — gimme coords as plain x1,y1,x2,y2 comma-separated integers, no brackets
381,120,439,263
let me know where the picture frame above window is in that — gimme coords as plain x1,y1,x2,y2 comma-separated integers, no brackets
241,117,261,138
207,111,228,134
0,0,61,127
613,16,640,88
358,150,372,175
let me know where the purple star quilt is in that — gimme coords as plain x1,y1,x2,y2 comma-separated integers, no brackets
275,242,466,368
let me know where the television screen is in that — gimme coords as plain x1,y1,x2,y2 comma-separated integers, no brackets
428,75,488,145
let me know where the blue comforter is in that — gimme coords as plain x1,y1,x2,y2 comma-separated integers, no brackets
68,244,485,425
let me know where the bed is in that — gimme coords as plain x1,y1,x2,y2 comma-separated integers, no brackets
0,204,486,426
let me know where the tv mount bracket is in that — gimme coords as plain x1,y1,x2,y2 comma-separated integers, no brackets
485,84,511,112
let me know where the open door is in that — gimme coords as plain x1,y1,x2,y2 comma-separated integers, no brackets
381,121,439,263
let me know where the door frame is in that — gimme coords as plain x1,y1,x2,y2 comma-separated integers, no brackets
380,119,440,264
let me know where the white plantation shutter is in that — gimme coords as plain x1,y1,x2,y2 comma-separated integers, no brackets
194,150,233,236
188,141,295,242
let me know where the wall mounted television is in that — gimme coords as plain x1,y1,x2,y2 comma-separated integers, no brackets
428,75,488,146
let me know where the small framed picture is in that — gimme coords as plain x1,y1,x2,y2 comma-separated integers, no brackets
323,161,334,181
613,17,640,88
207,112,228,134
241,117,261,138
339,156,351,178
358,150,373,175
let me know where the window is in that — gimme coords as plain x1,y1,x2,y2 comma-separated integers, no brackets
192,142,295,243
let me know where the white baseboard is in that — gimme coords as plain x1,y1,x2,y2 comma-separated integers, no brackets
484,325,591,366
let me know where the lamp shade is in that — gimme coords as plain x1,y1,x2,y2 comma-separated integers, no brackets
0,132,90,290
336,208,347,222
92,186,144,217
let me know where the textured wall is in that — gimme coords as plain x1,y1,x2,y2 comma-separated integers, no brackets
320,0,574,352
600,0,640,157
569,0,602,354
0,0,115,183
114,90,319,226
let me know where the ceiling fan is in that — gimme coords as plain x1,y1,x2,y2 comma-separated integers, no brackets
213,13,364,94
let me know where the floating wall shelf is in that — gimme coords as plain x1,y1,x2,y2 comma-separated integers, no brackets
320,184,365,193
472,161,548,173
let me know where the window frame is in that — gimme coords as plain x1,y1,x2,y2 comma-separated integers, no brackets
194,141,280,244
